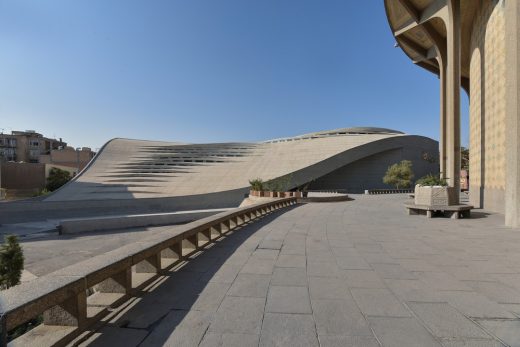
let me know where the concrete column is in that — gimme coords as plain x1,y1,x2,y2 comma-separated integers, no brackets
446,0,461,200
439,59,447,178
505,0,520,227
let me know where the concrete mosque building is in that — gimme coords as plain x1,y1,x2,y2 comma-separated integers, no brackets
384,0,520,227
37,127,438,208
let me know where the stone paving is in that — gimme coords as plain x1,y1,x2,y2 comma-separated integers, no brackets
75,194,520,346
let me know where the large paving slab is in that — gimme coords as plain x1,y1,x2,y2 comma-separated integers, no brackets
67,195,520,346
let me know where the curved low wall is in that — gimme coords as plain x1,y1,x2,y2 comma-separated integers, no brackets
1,198,298,346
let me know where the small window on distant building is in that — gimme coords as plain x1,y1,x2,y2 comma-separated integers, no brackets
29,149,40,158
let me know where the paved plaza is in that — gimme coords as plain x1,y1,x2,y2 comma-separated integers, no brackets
39,195,520,346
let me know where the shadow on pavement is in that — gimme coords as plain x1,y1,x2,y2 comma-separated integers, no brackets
82,205,299,346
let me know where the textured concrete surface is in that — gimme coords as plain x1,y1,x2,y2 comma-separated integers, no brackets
47,130,437,201
75,194,519,346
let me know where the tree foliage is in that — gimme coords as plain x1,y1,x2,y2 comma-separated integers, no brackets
0,235,24,290
265,174,293,192
383,160,415,189
461,147,469,170
46,167,71,192
416,173,448,186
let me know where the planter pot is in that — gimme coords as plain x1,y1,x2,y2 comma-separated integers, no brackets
250,190,256,197
267,191,277,198
278,192,286,198
414,185,457,206
294,191,302,198
258,191,265,197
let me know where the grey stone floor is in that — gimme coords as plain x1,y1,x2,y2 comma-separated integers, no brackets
21,225,181,276
74,194,520,346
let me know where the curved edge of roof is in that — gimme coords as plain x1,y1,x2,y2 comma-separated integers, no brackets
264,126,405,143
383,0,441,76
42,137,121,201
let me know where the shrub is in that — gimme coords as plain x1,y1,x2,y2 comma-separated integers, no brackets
46,167,72,191
0,235,24,290
416,173,448,187
383,160,415,189
265,174,293,192
249,178,264,191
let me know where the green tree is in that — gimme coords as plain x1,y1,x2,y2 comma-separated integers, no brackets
0,235,24,290
46,167,71,191
461,147,469,170
383,160,415,189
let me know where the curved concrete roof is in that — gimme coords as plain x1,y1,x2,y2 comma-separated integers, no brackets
384,0,478,90
45,128,436,201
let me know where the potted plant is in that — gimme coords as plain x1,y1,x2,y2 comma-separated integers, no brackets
249,178,264,197
414,174,457,206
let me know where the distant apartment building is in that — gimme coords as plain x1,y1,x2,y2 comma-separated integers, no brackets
0,130,96,198
0,130,66,163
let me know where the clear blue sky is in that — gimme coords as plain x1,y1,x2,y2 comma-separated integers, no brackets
0,0,469,150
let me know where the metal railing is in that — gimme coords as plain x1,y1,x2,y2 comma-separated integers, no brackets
364,188,414,195
0,197,298,346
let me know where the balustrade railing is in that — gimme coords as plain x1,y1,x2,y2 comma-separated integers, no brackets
0,197,298,347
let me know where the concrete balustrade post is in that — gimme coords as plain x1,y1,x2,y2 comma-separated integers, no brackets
210,224,221,239
229,217,237,229
43,291,87,329
182,234,198,256
96,268,132,294
220,220,230,233
135,253,161,273
198,229,211,247
163,243,182,260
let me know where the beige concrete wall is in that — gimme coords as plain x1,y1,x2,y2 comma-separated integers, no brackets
505,0,520,227
1,162,45,190
469,0,506,212
39,148,94,171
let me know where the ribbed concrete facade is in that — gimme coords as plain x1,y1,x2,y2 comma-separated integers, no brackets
384,0,520,226
47,127,438,202
469,0,507,213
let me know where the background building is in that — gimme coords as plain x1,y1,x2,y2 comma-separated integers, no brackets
0,130,95,199
0,130,66,163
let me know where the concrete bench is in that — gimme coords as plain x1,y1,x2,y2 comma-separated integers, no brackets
404,203,474,219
